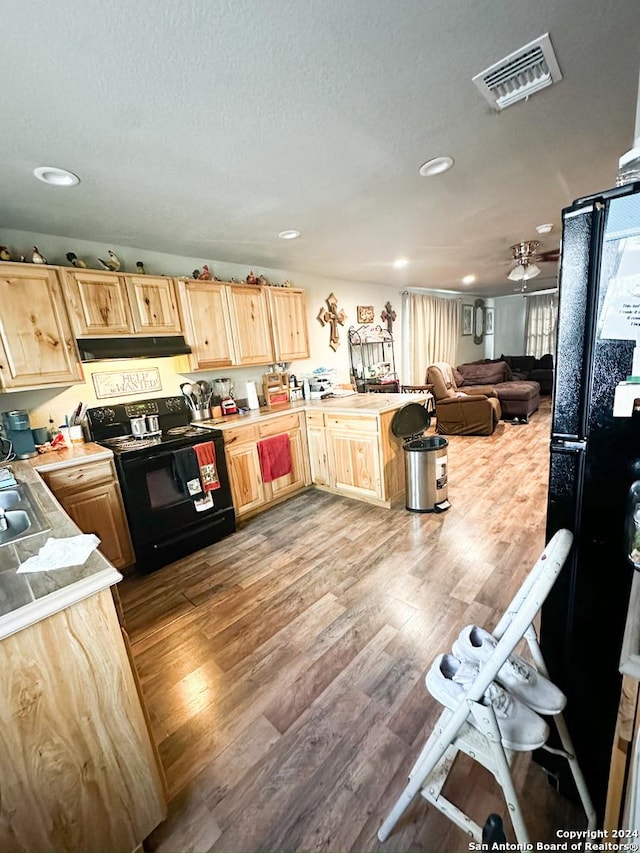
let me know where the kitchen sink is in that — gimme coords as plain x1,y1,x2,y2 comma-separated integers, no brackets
0,483,50,546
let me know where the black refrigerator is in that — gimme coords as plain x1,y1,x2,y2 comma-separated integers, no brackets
541,180,640,821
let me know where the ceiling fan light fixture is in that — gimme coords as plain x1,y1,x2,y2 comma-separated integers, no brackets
278,229,300,240
508,260,541,281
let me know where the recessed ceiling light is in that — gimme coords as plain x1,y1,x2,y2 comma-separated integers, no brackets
33,166,81,187
419,156,454,177
462,274,476,284
278,229,300,240
393,258,409,268
536,223,553,234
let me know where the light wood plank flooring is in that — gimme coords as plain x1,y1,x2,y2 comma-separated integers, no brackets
119,398,586,852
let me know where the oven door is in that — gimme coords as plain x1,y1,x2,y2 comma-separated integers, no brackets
115,437,233,550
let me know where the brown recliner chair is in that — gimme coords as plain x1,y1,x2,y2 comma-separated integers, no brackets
427,362,501,436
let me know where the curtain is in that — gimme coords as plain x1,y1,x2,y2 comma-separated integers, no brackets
524,292,558,358
403,292,460,384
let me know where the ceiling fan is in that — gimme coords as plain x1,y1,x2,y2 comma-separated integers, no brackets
507,240,559,290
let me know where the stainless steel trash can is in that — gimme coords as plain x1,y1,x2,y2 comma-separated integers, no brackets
391,402,450,513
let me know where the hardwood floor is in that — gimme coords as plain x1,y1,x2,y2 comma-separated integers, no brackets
119,398,586,852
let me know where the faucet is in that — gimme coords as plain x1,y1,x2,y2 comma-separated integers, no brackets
0,508,7,532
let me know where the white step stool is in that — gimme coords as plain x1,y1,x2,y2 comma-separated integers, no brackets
378,529,596,845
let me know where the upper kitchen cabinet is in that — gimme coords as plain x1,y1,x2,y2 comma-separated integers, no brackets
62,269,183,336
267,287,310,361
176,279,235,370
124,274,183,334
226,284,275,365
62,269,134,335
0,264,83,390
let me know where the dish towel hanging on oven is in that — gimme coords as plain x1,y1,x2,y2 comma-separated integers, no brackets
257,433,292,482
194,441,220,491
172,447,204,498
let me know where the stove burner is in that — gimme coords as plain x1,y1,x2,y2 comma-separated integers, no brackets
102,435,162,451
167,426,207,437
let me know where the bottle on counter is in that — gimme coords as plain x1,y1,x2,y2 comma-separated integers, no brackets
302,378,311,400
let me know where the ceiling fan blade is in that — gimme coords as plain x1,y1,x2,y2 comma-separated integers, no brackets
536,249,560,262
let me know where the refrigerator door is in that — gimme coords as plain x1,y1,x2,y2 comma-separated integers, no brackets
542,184,640,818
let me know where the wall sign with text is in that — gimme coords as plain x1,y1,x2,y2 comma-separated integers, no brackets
92,368,162,399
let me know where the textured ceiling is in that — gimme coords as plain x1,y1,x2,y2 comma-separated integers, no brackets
2,0,640,296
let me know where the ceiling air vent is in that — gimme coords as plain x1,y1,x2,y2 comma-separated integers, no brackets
472,33,562,110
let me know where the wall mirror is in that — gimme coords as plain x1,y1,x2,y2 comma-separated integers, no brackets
473,298,485,345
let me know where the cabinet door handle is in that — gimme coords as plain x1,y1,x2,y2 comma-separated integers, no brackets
226,436,238,445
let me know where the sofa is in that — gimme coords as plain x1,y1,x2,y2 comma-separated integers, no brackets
453,359,541,421
500,353,554,395
426,362,502,436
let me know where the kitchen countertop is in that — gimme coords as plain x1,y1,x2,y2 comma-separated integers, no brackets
24,441,113,472
193,393,427,430
0,458,121,642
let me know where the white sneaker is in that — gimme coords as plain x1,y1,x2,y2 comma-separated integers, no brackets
425,653,549,751
452,625,566,715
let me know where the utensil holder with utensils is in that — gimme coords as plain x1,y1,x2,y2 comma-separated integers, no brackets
191,408,213,421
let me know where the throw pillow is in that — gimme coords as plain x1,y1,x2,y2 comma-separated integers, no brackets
537,353,554,369
457,361,508,385
453,368,465,387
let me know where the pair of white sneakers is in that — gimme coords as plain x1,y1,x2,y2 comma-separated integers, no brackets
425,625,566,752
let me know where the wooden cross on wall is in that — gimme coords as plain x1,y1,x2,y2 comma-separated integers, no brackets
381,301,396,335
317,292,347,351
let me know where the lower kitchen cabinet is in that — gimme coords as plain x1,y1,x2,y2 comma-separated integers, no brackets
40,457,135,570
325,414,382,501
306,411,330,486
305,408,405,507
224,412,310,519
0,586,166,852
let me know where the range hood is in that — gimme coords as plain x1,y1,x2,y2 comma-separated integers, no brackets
78,336,192,362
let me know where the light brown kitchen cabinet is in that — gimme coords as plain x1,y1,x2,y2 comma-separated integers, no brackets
0,586,166,852
177,279,236,369
305,411,330,486
63,268,182,336
0,264,83,390
41,458,135,570
223,412,309,518
305,408,405,507
226,284,275,365
62,269,135,334
267,287,310,361
325,414,383,501
125,274,183,334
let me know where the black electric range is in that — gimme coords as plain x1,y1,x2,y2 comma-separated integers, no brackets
86,396,235,573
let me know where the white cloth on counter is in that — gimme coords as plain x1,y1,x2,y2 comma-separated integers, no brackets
16,534,101,573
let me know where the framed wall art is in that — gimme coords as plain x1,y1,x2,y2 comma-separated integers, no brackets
485,307,494,335
462,304,473,336
357,305,375,324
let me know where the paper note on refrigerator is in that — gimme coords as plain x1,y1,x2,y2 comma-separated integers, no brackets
599,274,640,340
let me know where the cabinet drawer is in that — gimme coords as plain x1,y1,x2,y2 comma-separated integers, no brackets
259,413,300,437
325,414,377,433
305,411,325,427
223,424,259,445
44,459,115,493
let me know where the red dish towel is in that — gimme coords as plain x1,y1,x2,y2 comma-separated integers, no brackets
257,433,292,482
194,441,221,491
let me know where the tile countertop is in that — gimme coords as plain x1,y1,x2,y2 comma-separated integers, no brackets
0,450,121,642
192,393,428,430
